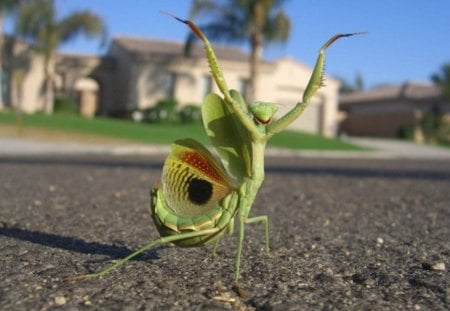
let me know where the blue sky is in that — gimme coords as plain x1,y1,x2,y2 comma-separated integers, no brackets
4,0,450,89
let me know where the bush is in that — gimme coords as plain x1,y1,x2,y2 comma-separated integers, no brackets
437,119,450,145
137,100,202,124
420,112,440,142
179,104,201,123
397,126,415,140
130,99,202,124
54,96,77,115
419,111,450,145
142,99,179,123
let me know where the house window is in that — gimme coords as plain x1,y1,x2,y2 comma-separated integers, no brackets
165,72,177,99
0,68,10,106
202,75,212,98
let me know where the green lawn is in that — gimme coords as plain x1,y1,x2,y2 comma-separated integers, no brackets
0,111,365,151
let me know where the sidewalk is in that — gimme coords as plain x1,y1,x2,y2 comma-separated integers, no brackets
343,137,450,160
1,136,450,159
0,137,170,156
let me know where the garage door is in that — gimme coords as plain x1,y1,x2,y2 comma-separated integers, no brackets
276,99,323,134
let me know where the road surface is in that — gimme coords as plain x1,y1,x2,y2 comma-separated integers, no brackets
1,155,449,310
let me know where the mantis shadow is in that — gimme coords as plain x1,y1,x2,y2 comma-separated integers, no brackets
0,225,164,264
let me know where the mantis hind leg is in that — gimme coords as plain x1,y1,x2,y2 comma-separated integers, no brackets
235,215,270,282
245,215,270,253
72,228,220,280
211,217,234,257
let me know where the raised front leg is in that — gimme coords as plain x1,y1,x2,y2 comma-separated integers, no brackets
267,33,365,139
161,11,262,140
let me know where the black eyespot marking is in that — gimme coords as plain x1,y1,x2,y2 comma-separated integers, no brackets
187,178,213,205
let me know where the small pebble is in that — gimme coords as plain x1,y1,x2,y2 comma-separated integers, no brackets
431,262,446,271
83,295,92,306
422,262,446,271
54,296,67,306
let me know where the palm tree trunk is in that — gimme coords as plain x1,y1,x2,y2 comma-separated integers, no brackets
44,55,54,114
248,34,262,103
44,75,54,114
247,2,266,103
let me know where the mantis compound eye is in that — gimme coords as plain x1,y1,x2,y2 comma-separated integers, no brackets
249,102,278,125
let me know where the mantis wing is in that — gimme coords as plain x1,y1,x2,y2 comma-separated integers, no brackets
162,138,236,217
202,91,252,181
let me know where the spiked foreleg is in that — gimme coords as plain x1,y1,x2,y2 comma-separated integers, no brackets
72,228,220,280
266,33,364,139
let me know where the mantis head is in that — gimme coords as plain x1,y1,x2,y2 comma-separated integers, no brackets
249,102,278,125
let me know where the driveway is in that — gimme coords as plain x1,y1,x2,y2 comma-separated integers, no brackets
344,137,450,159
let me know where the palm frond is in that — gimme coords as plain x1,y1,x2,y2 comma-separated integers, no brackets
59,11,107,47
190,0,224,18
263,10,291,43
15,0,54,41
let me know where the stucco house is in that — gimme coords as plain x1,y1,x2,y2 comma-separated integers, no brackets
339,82,450,141
0,35,46,112
1,34,341,137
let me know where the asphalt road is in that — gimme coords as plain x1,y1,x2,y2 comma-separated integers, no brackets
1,155,449,310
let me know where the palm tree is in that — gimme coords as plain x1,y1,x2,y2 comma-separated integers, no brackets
0,0,22,109
431,63,450,101
15,0,107,114
189,0,291,102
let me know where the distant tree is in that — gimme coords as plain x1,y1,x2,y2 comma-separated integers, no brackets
15,0,107,114
339,72,365,94
355,72,364,92
428,63,450,145
431,63,450,101
0,0,22,109
188,0,291,102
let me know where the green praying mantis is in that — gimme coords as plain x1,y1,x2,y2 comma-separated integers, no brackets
77,14,361,283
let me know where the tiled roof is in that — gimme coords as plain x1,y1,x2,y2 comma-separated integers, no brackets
112,36,250,62
340,82,442,105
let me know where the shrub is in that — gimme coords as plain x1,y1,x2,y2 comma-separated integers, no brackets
143,99,179,123
419,111,450,145
54,96,77,115
397,126,415,140
136,100,202,124
179,104,201,123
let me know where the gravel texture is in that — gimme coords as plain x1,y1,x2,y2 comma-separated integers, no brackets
0,155,449,310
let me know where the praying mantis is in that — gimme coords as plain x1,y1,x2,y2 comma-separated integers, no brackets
77,14,361,283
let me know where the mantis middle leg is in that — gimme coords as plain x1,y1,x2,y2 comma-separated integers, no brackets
235,214,270,282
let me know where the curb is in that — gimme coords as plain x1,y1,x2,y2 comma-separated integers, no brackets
1,137,450,160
